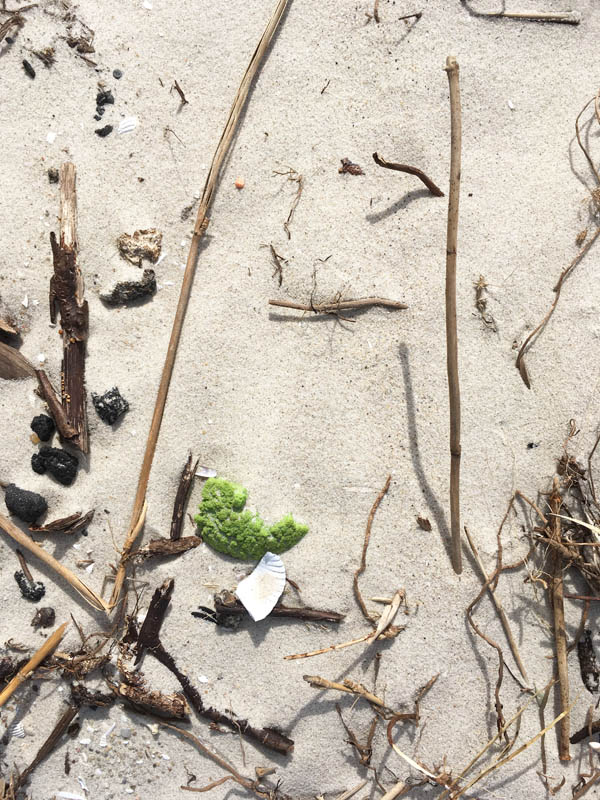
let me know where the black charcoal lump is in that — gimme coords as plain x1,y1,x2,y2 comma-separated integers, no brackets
92,387,129,425
31,446,78,486
4,483,47,523
31,414,55,442
14,572,45,602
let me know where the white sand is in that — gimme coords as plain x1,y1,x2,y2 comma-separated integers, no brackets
2,0,600,797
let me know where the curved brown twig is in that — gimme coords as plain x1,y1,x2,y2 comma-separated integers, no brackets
372,152,444,196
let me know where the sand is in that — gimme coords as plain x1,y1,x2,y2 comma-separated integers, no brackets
2,0,600,797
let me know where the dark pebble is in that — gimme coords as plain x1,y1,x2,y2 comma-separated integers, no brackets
112,69,123,79
93,115,101,121
31,446,78,486
96,89,114,106
47,167,59,184
95,106,105,117
5,36,14,44
14,571,45,602
95,124,113,138
31,607,56,628
100,269,156,307
92,387,129,425
4,483,48,523
31,414,55,442
22,59,35,79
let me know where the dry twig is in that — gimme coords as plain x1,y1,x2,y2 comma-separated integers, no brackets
354,475,391,623
0,621,68,706
372,152,444,196
444,56,463,574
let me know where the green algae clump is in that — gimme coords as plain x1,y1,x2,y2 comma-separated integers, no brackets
194,477,308,560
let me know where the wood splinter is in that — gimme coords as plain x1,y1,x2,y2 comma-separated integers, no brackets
36,162,89,453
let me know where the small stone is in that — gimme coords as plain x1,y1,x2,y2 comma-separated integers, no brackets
113,69,123,79
31,607,55,628
96,89,114,106
4,483,47,523
22,59,35,79
5,36,14,44
95,125,113,138
120,726,131,739
31,414,55,442
14,571,45,602
100,269,157,305
31,446,78,486
95,106,105,117
92,387,129,425
47,167,59,183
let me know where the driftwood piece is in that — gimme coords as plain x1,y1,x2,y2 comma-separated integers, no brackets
130,536,201,561
135,579,294,755
171,453,199,540
39,163,89,452
0,317,17,336
211,590,344,624
30,509,94,536
0,341,35,380
114,682,189,720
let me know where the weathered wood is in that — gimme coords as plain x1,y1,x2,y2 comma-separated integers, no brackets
0,341,35,380
47,163,89,453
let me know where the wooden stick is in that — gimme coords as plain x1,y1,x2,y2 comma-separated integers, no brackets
444,56,463,574
268,297,407,314
0,512,109,612
354,475,391,623
548,478,570,761
470,9,579,24
465,527,529,682
0,621,68,706
372,152,444,196
48,163,89,453
170,452,199,540
110,0,290,610
213,592,344,623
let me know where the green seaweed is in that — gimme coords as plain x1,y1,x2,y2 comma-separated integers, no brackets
194,477,308,560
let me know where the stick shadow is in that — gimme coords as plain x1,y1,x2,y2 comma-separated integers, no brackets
366,188,431,224
398,343,452,565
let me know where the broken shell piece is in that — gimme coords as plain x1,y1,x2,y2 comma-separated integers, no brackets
234,177,245,189
235,552,285,622
118,116,138,135
196,466,217,479
9,721,25,739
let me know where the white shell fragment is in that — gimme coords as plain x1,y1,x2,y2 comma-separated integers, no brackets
235,552,286,622
9,721,25,739
196,466,217,479
118,116,138,135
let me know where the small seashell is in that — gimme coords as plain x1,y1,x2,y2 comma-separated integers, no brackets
118,116,138,135
235,552,286,622
99,721,115,748
590,741,600,752
235,177,245,189
507,100,515,111
9,721,25,739
196,466,217,479
46,131,57,144
21,294,29,308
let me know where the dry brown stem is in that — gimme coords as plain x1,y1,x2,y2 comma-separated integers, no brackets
354,475,391,623
372,151,444,196
111,0,289,611
269,297,407,316
444,56,463,574
170,452,198,540
303,674,395,716
548,478,571,761
516,226,600,387
0,621,68,706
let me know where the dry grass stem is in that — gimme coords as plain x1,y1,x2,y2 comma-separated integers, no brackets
372,151,444,196
269,297,407,316
354,474,391,623
112,0,290,611
444,55,463,574
303,674,395,716
548,479,571,761
0,512,110,612
465,527,529,682
335,780,368,800
0,621,68,706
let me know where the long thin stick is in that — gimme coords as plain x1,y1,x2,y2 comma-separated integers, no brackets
110,0,290,609
465,527,529,682
372,152,444,196
268,297,407,313
549,478,571,761
444,56,462,574
470,9,579,24
0,513,109,612
0,621,68,706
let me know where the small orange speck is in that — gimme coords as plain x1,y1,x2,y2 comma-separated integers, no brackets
234,177,245,190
